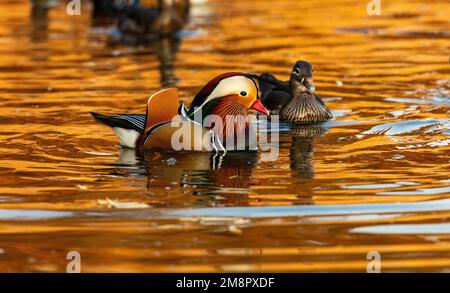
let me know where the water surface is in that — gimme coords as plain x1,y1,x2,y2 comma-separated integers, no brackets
0,0,449,272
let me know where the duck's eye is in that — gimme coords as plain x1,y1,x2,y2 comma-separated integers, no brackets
240,91,247,97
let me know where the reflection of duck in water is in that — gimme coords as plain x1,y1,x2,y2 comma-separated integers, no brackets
114,149,257,205
207,151,258,189
30,0,59,17
29,0,59,42
103,35,182,86
252,60,333,123
155,37,181,86
204,151,258,206
288,124,328,181
122,36,182,86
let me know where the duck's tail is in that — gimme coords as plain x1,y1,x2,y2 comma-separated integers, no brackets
91,88,179,149
90,112,146,148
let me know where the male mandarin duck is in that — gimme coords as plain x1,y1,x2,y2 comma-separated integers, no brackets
253,60,333,124
91,73,269,152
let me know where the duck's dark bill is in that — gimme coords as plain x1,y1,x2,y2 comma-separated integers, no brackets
302,77,316,92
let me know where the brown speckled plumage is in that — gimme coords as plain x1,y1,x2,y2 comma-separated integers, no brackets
255,60,333,124
280,91,333,123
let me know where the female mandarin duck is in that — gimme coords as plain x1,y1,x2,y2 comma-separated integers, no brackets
92,0,189,36
253,60,333,124
91,73,269,152
31,0,59,14
118,0,190,36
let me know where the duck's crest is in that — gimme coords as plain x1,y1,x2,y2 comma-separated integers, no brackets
189,72,247,110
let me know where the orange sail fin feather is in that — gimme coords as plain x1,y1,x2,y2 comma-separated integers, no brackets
141,88,218,152
144,88,180,133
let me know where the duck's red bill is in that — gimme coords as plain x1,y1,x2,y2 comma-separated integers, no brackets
250,99,270,115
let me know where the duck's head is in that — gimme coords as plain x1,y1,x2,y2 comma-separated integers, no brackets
187,72,270,119
159,0,190,15
155,0,190,35
186,73,269,150
280,61,333,123
290,60,316,93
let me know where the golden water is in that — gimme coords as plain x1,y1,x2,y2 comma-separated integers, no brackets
0,0,449,272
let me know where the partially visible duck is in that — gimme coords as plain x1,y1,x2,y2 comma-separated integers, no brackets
118,0,190,37
92,0,127,18
91,73,269,152
30,0,59,17
253,60,333,124
30,0,60,42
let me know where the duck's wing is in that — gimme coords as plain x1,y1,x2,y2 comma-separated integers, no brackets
271,80,289,93
143,100,225,152
253,73,291,111
261,90,291,111
91,112,146,148
144,88,180,133
91,112,146,133
258,73,278,97
142,119,223,152
257,73,290,94
91,105,187,134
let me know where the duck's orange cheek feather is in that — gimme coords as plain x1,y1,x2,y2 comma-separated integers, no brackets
235,92,258,109
211,95,246,117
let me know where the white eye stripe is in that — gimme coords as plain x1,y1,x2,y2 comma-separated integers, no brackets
191,76,256,115
293,67,301,76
